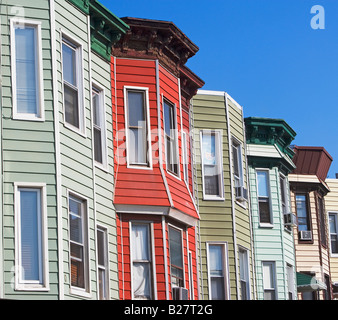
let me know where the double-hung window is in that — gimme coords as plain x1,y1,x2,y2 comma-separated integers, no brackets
296,194,310,231
69,194,89,293
286,264,295,300
280,175,291,231
239,248,250,300
97,226,109,300
15,183,48,290
169,227,184,288
182,132,189,184
62,36,84,132
262,261,276,300
329,212,338,254
256,170,271,224
207,243,228,300
164,100,179,175
201,131,223,199
131,223,153,299
318,197,327,246
92,85,107,167
11,19,44,120
232,139,243,188
125,87,151,167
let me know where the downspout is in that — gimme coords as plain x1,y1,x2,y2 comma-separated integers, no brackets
225,93,239,299
242,113,257,300
50,0,64,299
156,60,169,299
0,0,4,299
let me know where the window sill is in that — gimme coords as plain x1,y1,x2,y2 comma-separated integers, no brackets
64,122,86,138
13,114,45,122
235,200,247,209
15,284,50,291
259,223,274,228
203,196,225,201
70,287,92,299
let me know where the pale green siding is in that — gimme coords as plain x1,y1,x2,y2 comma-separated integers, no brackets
0,0,58,299
192,91,254,300
54,0,118,300
248,149,297,300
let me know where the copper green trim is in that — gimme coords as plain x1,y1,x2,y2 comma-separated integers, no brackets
245,117,296,158
89,0,129,60
67,0,90,14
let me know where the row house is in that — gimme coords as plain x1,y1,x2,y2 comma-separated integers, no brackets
0,0,129,299
245,117,298,300
289,146,333,300
111,17,204,300
325,177,338,299
191,91,255,300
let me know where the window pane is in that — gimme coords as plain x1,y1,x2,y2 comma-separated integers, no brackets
64,84,79,128
232,144,240,178
129,127,147,164
133,262,151,299
69,198,83,244
169,228,183,268
164,101,173,137
62,42,76,86
94,127,103,164
97,229,105,267
259,200,271,223
71,243,85,289
15,26,38,114
20,189,41,281
204,165,220,196
264,290,275,300
98,268,107,300
257,171,269,197
92,90,100,127
128,91,145,127
296,195,308,231
211,277,225,300
330,214,337,234
202,134,216,166
263,263,274,289
209,245,223,276
132,224,150,261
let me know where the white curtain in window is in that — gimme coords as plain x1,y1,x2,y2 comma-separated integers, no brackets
131,224,151,299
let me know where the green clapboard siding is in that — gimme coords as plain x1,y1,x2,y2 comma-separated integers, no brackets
192,91,254,300
0,0,58,299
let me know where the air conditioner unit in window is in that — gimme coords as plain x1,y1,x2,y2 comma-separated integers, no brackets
299,230,312,241
235,186,248,201
284,212,297,227
172,287,189,300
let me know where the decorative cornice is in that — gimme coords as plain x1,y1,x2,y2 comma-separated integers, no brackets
67,0,90,14
112,17,199,77
88,1,129,60
245,117,296,158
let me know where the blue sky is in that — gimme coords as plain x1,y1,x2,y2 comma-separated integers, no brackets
102,0,338,178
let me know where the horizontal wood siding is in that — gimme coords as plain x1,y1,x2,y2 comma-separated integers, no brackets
325,179,338,284
159,65,198,219
1,1,59,299
113,58,170,207
192,93,236,300
227,97,255,299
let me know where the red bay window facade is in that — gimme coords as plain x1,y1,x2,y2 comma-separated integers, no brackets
111,17,204,300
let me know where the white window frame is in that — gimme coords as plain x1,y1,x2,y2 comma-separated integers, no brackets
10,18,45,121
168,224,185,289
200,130,224,200
92,82,108,170
61,31,85,136
182,131,189,184
239,246,251,300
124,86,152,169
262,261,277,300
129,221,156,300
286,263,295,300
256,169,273,226
14,182,49,291
231,137,244,188
68,190,90,298
206,242,230,300
163,97,180,178
329,211,338,257
96,225,109,300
